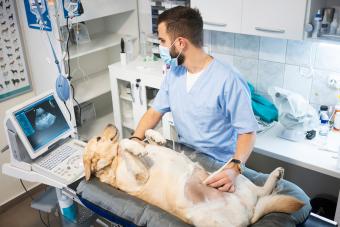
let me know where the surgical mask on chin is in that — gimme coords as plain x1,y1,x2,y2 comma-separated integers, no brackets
159,40,183,67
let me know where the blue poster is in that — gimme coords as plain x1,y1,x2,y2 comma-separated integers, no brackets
24,0,52,31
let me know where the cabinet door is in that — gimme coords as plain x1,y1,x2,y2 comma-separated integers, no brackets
241,0,307,40
191,0,242,33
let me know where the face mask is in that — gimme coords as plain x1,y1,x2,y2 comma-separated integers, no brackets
159,39,183,67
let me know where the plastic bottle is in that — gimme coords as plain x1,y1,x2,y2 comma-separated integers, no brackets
312,10,323,38
56,189,77,223
334,112,340,131
333,103,340,131
319,105,330,136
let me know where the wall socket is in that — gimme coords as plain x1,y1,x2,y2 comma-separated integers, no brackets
328,74,340,89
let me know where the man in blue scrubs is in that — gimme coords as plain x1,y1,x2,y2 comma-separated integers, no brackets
131,6,311,225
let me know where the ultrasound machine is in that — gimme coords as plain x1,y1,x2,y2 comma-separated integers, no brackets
2,90,86,187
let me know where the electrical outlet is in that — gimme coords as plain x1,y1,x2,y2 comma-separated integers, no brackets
328,74,340,89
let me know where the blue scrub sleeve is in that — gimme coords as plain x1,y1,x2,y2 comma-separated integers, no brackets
223,73,259,134
151,74,171,114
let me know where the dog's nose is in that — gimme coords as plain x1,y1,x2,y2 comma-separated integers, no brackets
97,137,101,141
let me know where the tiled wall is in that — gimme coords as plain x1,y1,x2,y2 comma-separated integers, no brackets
203,30,340,107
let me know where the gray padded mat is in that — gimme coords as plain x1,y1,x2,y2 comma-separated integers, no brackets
77,178,190,227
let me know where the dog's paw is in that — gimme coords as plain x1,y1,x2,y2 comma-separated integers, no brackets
273,167,284,180
145,129,166,145
120,139,147,157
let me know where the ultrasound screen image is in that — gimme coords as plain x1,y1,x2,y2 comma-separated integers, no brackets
14,95,70,152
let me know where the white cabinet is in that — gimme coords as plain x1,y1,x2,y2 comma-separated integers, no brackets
241,0,308,40
191,0,242,33
192,0,308,40
109,58,174,140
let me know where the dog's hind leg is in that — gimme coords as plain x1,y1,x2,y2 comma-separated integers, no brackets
250,195,304,224
255,167,284,197
120,139,148,157
145,129,166,145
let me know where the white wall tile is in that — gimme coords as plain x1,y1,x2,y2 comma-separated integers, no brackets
283,65,312,100
211,31,234,55
234,34,259,58
211,52,234,66
233,56,258,86
207,29,340,106
257,60,285,94
259,37,287,63
286,40,315,67
310,70,339,106
314,42,340,72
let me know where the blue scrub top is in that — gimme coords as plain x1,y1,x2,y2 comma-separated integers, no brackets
152,58,259,162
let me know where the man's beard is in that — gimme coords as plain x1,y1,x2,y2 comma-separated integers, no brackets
170,46,185,65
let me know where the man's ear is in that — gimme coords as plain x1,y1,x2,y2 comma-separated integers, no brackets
177,37,187,51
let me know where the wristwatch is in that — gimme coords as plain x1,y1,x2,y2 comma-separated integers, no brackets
230,159,245,174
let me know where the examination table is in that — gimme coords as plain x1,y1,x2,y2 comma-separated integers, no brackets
74,142,337,227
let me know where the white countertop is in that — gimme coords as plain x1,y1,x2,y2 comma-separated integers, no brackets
255,124,340,179
109,56,164,88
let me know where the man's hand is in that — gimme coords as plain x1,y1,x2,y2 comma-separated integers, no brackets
205,166,239,192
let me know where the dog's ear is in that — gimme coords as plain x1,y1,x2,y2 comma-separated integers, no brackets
102,124,119,143
83,138,97,181
83,149,92,181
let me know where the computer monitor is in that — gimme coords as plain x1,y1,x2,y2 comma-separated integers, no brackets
7,91,73,159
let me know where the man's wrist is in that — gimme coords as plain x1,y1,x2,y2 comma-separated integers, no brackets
224,163,241,175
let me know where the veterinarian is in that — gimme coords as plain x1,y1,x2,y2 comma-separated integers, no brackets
131,6,311,225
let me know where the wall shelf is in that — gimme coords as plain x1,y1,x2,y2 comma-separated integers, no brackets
69,32,136,59
72,69,110,104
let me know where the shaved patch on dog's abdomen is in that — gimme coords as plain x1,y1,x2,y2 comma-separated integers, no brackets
184,167,224,204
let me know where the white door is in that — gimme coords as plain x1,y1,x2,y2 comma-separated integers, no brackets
241,0,308,40
191,0,242,33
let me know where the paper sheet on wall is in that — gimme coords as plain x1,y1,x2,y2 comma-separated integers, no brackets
0,0,32,102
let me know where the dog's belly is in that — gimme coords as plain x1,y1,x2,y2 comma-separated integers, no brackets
130,146,256,226
184,166,224,203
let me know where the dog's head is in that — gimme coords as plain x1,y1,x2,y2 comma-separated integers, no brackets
83,124,120,181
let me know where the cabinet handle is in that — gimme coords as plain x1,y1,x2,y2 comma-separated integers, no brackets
204,21,227,27
139,86,143,105
255,27,285,33
130,83,136,102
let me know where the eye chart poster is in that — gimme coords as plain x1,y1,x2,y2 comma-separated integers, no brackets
0,0,31,102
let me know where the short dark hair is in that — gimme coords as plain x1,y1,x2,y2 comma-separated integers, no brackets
157,6,203,47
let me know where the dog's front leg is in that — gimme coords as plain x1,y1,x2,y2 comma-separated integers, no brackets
120,139,148,157
145,129,166,146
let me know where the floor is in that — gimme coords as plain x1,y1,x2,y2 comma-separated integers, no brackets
0,187,110,227
0,188,60,227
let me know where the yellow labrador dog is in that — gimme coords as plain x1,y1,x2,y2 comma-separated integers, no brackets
83,124,303,227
